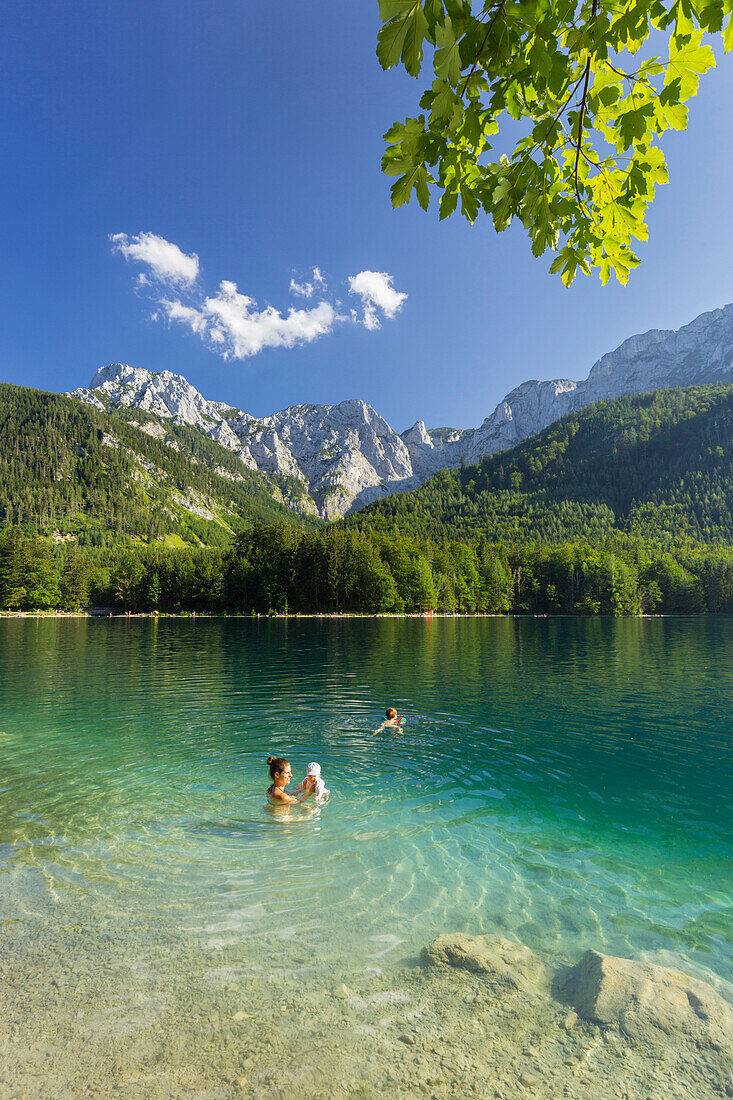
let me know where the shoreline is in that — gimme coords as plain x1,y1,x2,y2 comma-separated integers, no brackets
0,609,680,619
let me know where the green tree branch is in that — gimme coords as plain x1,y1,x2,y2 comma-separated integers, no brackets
377,0,726,285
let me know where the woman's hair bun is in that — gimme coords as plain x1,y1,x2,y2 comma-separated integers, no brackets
267,755,288,779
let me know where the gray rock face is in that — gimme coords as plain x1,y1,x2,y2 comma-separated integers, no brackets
460,304,733,462
561,949,733,1055
73,363,252,434
232,400,414,521
69,303,733,518
71,365,415,519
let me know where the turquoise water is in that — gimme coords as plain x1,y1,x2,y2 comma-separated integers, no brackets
1,616,732,1095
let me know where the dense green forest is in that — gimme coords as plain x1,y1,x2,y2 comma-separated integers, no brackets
3,522,733,616
350,384,733,546
0,384,308,546
3,381,733,616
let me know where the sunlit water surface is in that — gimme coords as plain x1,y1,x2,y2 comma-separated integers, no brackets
1,617,731,1096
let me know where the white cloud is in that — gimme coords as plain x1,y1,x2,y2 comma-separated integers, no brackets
156,299,208,335
110,232,199,286
290,266,327,298
113,232,406,360
348,270,407,330
290,278,314,298
160,281,337,359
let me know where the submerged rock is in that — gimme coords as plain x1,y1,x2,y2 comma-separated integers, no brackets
560,949,733,1055
421,934,549,994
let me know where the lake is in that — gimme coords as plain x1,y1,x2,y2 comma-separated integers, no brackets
1,616,731,1098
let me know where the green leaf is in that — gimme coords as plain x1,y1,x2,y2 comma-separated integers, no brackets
378,0,727,286
460,183,479,221
377,16,412,71
696,2,723,32
439,188,459,219
654,83,688,130
378,0,417,17
610,4,651,50
390,163,433,209
444,0,469,19
423,0,447,35
489,173,516,229
429,79,459,124
725,11,733,52
414,165,432,208
434,17,463,84
377,1,430,76
595,83,622,109
666,33,716,98
503,82,524,120
615,103,654,148
463,103,484,145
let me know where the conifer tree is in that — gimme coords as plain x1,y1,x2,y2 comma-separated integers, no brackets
59,543,90,610
0,526,28,609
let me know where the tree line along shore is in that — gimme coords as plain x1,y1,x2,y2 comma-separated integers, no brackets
4,522,733,617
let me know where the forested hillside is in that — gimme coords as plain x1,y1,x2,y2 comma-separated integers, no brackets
5,382,733,616
348,384,733,546
0,384,308,547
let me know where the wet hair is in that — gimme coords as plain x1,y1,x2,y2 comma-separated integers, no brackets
267,756,289,780
386,707,397,719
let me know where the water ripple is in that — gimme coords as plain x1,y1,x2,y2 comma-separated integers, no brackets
0,615,731,992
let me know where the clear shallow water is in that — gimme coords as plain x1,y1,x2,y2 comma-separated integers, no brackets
1,616,732,1095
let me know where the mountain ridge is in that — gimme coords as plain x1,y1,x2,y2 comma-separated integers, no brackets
69,302,733,518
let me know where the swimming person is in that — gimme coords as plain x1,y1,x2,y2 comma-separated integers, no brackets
266,756,315,805
293,761,329,800
374,707,405,734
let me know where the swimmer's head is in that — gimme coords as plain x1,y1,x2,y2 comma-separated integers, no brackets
386,707,397,720
305,762,321,778
267,756,290,782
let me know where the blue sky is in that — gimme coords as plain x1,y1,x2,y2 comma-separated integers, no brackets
2,1,732,431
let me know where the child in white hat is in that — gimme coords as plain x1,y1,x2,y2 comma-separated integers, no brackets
294,762,329,800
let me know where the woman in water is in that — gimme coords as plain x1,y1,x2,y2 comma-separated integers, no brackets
266,756,315,805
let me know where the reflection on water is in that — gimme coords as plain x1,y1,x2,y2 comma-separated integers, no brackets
0,617,731,1095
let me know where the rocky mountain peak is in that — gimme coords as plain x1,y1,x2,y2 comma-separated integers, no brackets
401,420,432,447
69,301,733,519
586,304,733,393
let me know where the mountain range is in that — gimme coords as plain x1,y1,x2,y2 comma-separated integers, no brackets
349,382,733,546
69,303,733,520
